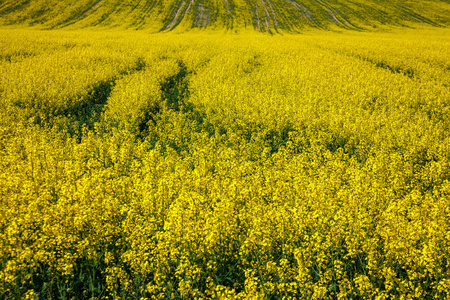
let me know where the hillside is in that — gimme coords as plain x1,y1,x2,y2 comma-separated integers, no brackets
1,0,450,32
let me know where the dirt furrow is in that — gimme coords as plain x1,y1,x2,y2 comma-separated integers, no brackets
224,0,230,14
313,0,351,26
184,0,194,15
260,0,272,33
254,0,261,31
286,0,315,23
313,0,340,24
165,0,187,29
195,4,209,27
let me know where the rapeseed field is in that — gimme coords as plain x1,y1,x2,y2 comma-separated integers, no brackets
1,28,450,299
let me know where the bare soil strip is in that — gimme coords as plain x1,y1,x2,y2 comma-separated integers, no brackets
260,0,272,33
266,0,278,29
224,0,230,14
165,0,186,29
286,0,315,23
185,0,194,15
254,0,261,31
195,4,209,26
313,0,352,26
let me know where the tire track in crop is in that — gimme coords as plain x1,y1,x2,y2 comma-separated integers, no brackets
314,44,417,80
224,0,230,14
0,51,35,63
223,0,234,29
58,57,147,137
194,3,209,27
253,0,261,31
165,0,185,29
185,0,194,16
143,60,214,146
311,0,354,28
159,61,190,113
266,0,278,29
343,51,416,79
363,58,415,79
260,0,272,33
56,0,107,28
397,4,441,27
77,0,105,20
0,1,30,16
139,0,164,26
164,0,193,30
285,0,316,24
126,0,154,27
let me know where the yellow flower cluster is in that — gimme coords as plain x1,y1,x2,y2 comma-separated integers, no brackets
1,28,450,299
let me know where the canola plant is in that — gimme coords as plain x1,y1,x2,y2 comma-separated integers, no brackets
0,28,450,299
